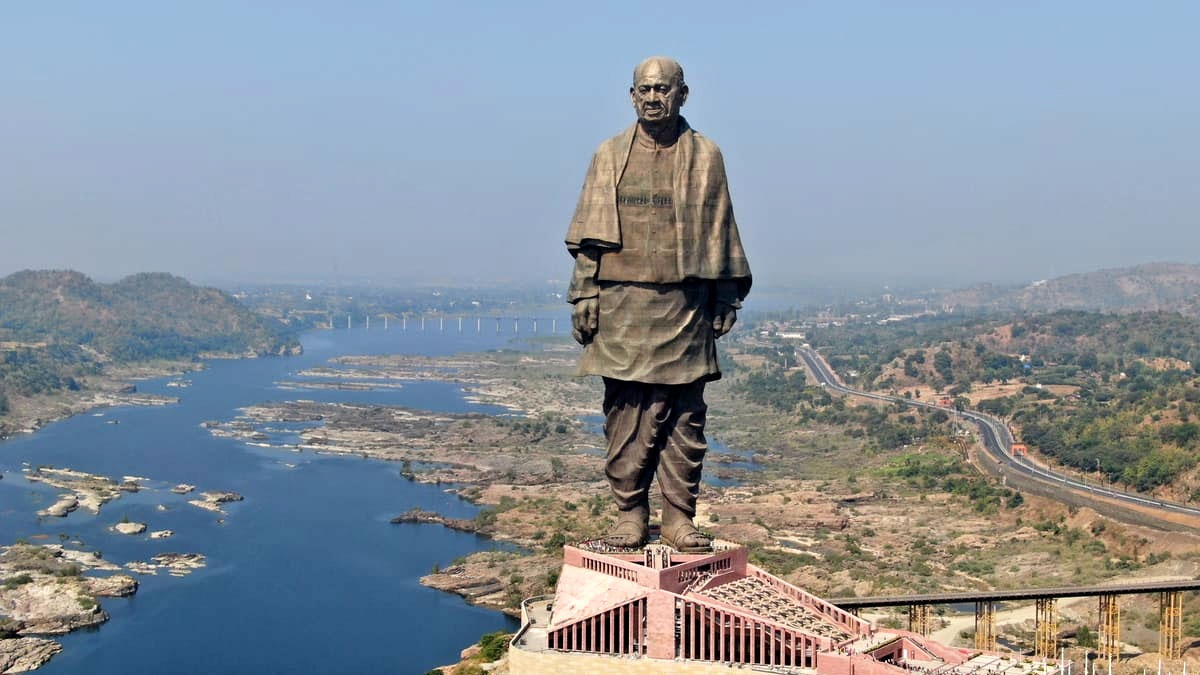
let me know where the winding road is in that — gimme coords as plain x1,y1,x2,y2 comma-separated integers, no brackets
795,345,1200,534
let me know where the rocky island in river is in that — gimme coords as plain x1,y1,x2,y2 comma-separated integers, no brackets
0,544,137,672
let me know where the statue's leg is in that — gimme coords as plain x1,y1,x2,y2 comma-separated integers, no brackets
658,381,712,552
600,378,665,547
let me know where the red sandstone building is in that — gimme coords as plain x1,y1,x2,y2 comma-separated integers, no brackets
510,543,1064,675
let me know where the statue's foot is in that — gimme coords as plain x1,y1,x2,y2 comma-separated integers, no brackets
661,519,712,553
601,513,649,549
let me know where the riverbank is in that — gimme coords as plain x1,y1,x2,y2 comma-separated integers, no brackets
0,358,207,441
0,342,314,441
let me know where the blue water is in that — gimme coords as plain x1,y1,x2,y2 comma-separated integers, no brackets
704,437,763,488
0,327,542,675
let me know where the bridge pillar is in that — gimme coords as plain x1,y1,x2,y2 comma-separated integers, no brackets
1098,594,1120,661
1035,597,1058,658
1158,591,1183,659
908,604,933,637
974,600,996,651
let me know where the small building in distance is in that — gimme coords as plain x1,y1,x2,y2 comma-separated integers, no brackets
510,542,1062,675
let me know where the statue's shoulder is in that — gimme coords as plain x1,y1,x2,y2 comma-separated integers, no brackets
684,126,725,162
594,124,637,155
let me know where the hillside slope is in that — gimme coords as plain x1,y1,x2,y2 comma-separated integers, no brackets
0,270,297,360
0,270,299,432
943,262,1200,314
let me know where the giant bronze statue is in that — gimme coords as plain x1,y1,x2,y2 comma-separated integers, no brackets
565,57,752,552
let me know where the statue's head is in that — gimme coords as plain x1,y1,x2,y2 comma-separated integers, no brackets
630,56,688,127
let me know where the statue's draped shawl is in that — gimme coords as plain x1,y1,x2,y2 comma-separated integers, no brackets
565,119,752,300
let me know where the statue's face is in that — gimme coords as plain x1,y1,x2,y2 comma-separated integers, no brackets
630,61,687,125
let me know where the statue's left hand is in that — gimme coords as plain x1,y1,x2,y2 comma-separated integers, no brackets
713,306,737,338
572,297,599,345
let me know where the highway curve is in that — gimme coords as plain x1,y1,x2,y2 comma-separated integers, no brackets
796,346,1200,535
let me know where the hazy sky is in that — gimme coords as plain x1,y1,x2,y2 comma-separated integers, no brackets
2,2,1196,290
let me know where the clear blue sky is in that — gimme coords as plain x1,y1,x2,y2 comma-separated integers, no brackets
2,2,1196,289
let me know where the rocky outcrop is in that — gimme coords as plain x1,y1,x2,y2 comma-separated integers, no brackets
1,581,108,635
0,637,63,673
125,553,206,577
390,507,478,533
24,468,139,515
154,553,205,575
188,491,242,514
421,566,506,605
113,522,146,535
36,496,78,518
86,575,137,598
0,543,137,657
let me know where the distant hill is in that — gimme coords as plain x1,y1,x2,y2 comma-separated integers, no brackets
0,270,297,360
943,262,1200,315
0,270,299,425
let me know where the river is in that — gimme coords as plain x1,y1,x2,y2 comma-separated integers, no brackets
0,327,531,674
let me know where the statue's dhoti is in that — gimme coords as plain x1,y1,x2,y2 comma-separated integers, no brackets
602,377,707,524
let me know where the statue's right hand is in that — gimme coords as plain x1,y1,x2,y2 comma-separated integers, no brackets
571,297,599,345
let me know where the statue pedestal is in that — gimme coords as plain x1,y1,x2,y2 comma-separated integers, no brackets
508,542,1054,674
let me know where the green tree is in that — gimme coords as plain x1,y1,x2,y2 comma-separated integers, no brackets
933,350,954,386
478,631,510,660
1076,625,1097,648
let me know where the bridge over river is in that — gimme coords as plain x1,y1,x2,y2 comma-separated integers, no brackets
831,572,1199,659
325,314,563,334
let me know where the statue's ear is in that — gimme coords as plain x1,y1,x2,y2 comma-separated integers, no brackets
678,84,689,108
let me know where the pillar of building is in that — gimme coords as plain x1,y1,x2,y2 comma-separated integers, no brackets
908,604,932,637
645,592,676,660
1158,591,1183,659
1098,594,1120,661
1035,597,1058,659
975,600,996,651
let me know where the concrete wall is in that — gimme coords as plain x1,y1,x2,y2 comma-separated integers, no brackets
509,647,772,674
511,647,916,675
817,653,911,675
